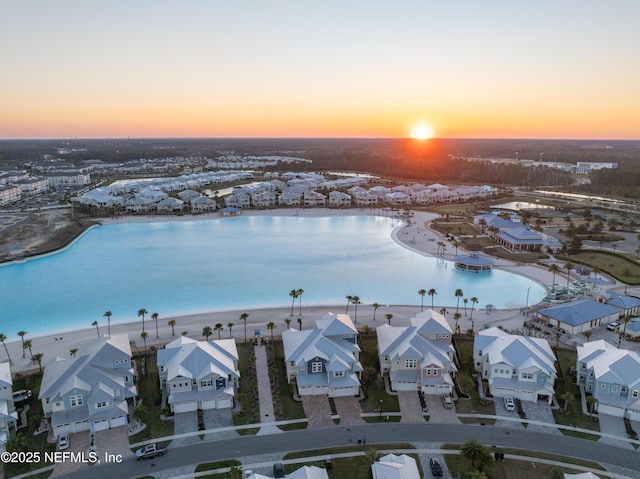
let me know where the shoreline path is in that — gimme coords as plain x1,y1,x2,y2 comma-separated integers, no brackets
6,209,560,373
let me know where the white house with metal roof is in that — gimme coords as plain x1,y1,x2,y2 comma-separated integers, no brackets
371,453,420,479
283,313,362,397
287,465,330,479
377,310,457,395
38,335,137,438
0,362,18,453
536,298,620,335
474,327,557,404
157,336,240,413
577,340,640,419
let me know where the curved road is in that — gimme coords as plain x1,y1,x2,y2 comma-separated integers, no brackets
59,423,640,479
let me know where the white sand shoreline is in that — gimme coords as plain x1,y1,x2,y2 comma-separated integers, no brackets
4,208,558,373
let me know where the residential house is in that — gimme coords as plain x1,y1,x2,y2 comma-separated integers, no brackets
303,190,326,207
190,195,217,213
287,465,330,479
577,340,640,419
536,299,620,335
0,363,18,453
328,190,351,207
38,335,137,438
283,313,362,397
156,197,184,213
158,336,240,413
371,453,420,479
377,310,457,395
474,327,556,404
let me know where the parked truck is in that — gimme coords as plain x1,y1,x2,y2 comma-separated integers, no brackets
135,443,167,460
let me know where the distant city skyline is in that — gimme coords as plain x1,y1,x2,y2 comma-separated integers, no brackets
2,1,639,140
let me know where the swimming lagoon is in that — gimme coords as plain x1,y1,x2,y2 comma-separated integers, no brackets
0,215,546,337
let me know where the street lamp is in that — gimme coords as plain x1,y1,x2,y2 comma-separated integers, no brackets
525,286,531,318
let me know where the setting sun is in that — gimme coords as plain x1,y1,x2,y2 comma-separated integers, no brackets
410,122,435,140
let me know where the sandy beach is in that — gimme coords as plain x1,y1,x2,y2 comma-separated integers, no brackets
5,208,560,374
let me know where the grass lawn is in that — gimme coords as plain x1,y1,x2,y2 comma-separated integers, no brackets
434,221,479,237
233,343,260,433
558,250,640,284
129,352,174,444
358,337,399,414
268,341,306,429
453,338,496,420
552,349,601,439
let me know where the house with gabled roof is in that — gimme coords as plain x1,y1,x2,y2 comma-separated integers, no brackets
283,313,362,397
38,334,137,438
377,310,457,395
474,327,556,404
157,336,240,413
606,292,640,318
0,362,18,453
577,340,640,419
371,453,420,479
288,465,330,479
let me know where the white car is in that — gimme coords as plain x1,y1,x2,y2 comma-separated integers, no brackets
503,396,516,411
606,322,619,331
58,434,69,450
442,395,453,409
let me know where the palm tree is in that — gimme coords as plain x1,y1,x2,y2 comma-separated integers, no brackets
103,310,113,336
138,308,148,333
365,447,379,464
214,323,223,339
267,322,276,341
285,318,292,329
23,339,33,359
168,319,176,336
621,268,632,294
453,313,462,333
582,330,592,342
151,312,159,338
32,352,44,373
227,322,234,338
297,288,304,315
463,298,468,316
91,320,100,337
289,289,298,315
469,297,479,320
352,295,361,322
455,289,464,314
621,315,632,338
18,331,27,359
0,333,11,364
240,313,249,343
297,317,302,330
181,331,188,336
385,313,393,325
70,348,78,357
202,326,213,340
372,303,380,320
548,264,560,284
418,289,426,311
428,288,436,309
140,331,148,356
461,438,493,470
345,295,354,313
563,261,574,289
132,404,149,428
452,240,460,256
586,395,598,417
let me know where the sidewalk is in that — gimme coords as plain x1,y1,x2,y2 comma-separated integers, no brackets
254,344,281,435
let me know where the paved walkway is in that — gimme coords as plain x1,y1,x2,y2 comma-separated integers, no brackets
254,345,281,435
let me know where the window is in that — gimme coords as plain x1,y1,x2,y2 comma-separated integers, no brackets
70,394,83,407
383,355,389,361
601,383,607,390
405,359,417,368
96,401,107,409
632,390,639,398
611,385,619,393
290,361,295,367
311,362,323,373
521,372,534,380
200,379,213,388
334,371,344,377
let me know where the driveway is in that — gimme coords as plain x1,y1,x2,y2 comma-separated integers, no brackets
397,391,427,423
202,408,238,442
333,396,364,425
426,395,460,424
520,401,561,435
301,396,335,428
172,411,201,447
598,413,634,449
493,398,525,430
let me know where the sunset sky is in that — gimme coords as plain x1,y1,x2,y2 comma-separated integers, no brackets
2,1,639,140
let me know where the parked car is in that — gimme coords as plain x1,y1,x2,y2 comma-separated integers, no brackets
57,433,69,450
441,395,453,409
430,457,443,476
135,443,167,460
273,462,285,478
607,322,619,331
504,396,516,411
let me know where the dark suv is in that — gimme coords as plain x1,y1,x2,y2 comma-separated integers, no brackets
273,462,285,478
430,457,443,476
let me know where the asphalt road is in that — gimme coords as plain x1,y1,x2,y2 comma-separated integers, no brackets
58,423,640,479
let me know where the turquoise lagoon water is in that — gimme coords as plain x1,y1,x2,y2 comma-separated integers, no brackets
0,215,546,337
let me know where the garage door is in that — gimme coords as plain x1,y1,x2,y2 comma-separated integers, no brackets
598,403,625,418
109,416,127,428
217,396,232,409
201,398,218,410
92,419,109,432
173,401,198,413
